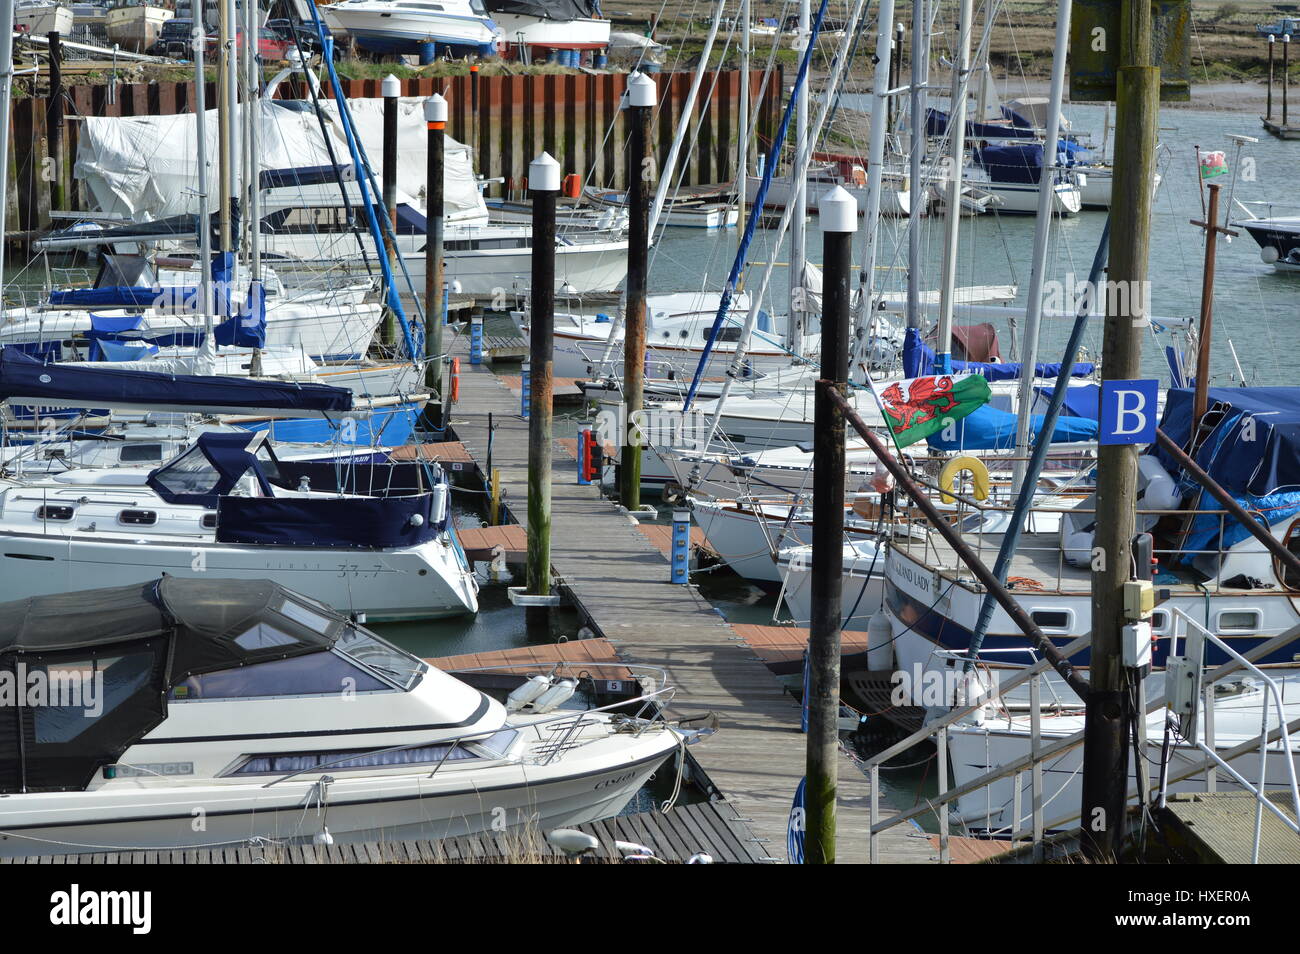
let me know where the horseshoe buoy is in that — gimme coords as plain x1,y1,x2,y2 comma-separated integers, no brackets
939,455,990,505
450,357,461,403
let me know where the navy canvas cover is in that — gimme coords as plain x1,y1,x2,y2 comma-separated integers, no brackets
216,493,438,549
0,348,351,416
975,143,1045,184
925,108,1037,140
902,327,1094,381
1155,386,1300,497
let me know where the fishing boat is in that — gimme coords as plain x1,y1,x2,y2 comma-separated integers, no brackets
0,577,697,856
485,0,608,58
319,0,500,60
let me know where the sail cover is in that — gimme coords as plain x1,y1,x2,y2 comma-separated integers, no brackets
0,348,352,417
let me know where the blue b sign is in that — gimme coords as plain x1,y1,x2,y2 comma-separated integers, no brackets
1099,379,1159,446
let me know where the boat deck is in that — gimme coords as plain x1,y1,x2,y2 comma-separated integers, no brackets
444,327,935,863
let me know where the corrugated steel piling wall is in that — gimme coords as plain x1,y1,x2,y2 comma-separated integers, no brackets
4,70,778,245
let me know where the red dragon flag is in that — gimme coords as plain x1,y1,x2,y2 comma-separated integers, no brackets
876,374,993,448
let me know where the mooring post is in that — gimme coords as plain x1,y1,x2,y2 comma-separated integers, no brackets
620,71,656,511
806,185,857,866
1285,34,1291,128
381,73,401,348
47,31,65,214
526,152,560,630
424,93,447,409
1082,0,1159,863
1268,34,1276,123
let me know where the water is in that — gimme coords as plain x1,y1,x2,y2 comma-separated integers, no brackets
648,102,1298,389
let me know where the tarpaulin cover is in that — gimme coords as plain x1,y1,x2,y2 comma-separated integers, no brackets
1035,382,1100,419
925,402,1099,450
0,348,351,415
0,577,343,793
216,493,438,549
924,322,1001,363
485,0,595,19
1154,386,1300,497
260,163,356,190
925,108,1037,140
975,142,1046,184
903,327,1095,381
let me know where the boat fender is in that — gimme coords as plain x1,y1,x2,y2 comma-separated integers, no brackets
507,674,552,712
867,613,894,671
938,455,989,505
450,357,460,403
431,481,450,531
532,677,579,714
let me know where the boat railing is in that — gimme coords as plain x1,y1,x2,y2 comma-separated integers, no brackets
261,661,683,788
1164,606,1300,862
854,616,1300,862
891,486,1286,596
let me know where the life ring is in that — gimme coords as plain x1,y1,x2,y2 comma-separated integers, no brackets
938,455,990,505
449,357,460,403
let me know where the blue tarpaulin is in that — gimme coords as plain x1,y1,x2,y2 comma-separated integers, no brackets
1154,387,1300,497
926,108,1038,140
903,327,1095,381
1035,382,1100,419
216,494,438,549
926,402,1099,451
0,348,351,417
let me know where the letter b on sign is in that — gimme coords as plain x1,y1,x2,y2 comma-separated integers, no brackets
1098,379,1158,446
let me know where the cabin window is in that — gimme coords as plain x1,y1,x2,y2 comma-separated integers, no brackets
201,512,218,529
119,443,163,463
118,510,158,526
1216,610,1261,634
1030,609,1073,633
35,505,74,521
233,623,299,651
335,626,425,689
167,651,389,701
229,741,482,777
1149,609,1169,633
278,599,335,635
716,327,743,343
29,652,156,744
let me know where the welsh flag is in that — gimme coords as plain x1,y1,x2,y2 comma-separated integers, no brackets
877,374,992,448
1200,151,1229,179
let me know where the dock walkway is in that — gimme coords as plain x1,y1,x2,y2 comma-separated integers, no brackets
444,330,934,863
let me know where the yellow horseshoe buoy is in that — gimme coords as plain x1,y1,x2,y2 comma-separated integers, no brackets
939,456,990,505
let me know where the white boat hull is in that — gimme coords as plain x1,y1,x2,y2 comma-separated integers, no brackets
496,13,610,51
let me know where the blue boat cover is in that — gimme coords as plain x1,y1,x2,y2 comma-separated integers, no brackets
903,328,1095,381
1155,386,1300,498
260,164,355,190
926,108,1037,140
49,287,162,308
216,494,438,549
926,402,1099,450
1035,382,1100,419
0,348,351,416
975,143,1046,184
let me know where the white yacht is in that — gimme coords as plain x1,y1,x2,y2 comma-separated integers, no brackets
0,431,480,621
0,577,694,856
486,0,609,59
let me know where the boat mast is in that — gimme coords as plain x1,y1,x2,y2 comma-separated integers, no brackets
244,0,264,375
0,0,15,292
193,23,213,332
934,0,973,372
789,0,810,356
737,0,750,238
648,0,724,236
218,0,236,283
905,0,928,331
851,0,897,379
1008,0,1070,495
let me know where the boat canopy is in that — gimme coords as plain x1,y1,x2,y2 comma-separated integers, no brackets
0,577,343,793
484,0,596,18
0,347,352,417
925,108,1036,141
903,327,1095,381
926,402,1099,451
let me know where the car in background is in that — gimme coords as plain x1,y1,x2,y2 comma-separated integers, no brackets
147,17,196,58
266,17,332,54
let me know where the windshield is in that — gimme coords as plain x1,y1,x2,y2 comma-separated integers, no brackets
151,443,222,498
335,626,425,690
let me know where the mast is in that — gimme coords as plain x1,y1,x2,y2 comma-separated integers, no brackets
737,0,750,238
0,0,15,291
789,0,811,356
193,24,213,332
648,0,724,236
934,0,973,373
218,0,236,269
852,0,897,377
905,0,928,330
244,0,264,375
1008,1,1070,494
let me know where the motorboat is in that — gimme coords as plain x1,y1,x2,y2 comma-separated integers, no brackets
486,0,609,58
320,0,500,60
0,577,697,855
0,430,480,621
1239,215,1300,270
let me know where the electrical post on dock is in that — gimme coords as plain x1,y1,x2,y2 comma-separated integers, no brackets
381,73,401,348
526,152,560,630
807,185,857,865
1082,0,1161,862
424,94,447,412
621,72,656,511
